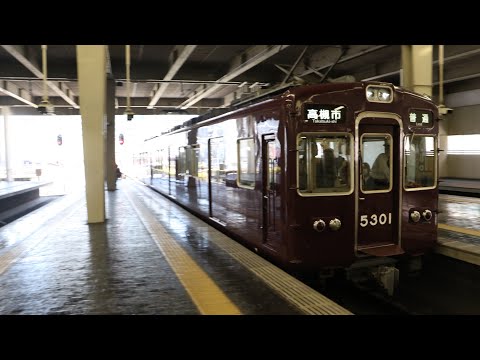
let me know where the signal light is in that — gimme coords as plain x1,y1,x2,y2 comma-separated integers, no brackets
57,134,62,146
119,133,124,145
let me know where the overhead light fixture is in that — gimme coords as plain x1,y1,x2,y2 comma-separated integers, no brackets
159,109,189,115
125,107,135,121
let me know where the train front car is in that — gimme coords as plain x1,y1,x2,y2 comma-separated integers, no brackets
286,82,438,290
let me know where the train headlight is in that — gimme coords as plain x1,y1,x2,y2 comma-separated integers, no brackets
365,85,393,103
329,218,342,231
377,88,392,101
423,209,433,221
410,210,421,222
366,89,375,101
313,219,326,232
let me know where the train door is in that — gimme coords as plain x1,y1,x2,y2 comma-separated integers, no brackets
357,119,404,256
262,134,281,247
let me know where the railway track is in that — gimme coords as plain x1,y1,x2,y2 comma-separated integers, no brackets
302,253,480,315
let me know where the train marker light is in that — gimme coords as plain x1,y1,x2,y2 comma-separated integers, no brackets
410,210,421,222
313,219,326,232
422,209,433,221
329,218,342,231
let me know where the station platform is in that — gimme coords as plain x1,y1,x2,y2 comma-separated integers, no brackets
439,177,480,196
0,178,351,315
435,177,480,265
437,193,480,267
0,180,54,227
3,176,480,315
0,180,52,200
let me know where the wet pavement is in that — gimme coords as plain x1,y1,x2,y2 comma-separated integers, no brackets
5,180,478,315
0,179,309,315
438,194,480,246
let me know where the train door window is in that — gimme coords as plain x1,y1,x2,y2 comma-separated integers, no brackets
178,146,187,179
169,146,178,181
267,138,281,191
187,144,200,177
404,135,437,190
237,137,255,189
161,148,169,178
297,133,352,195
153,149,161,178
361,134,392,192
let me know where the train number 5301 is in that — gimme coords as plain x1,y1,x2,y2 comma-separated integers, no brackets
360,213,392,227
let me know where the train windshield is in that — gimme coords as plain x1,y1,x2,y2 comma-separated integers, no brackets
404,135,437,190
297,133,352,195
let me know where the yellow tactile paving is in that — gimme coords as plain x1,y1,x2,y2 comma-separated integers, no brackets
124,186,241,315
132,181,351,315
438,223,480,237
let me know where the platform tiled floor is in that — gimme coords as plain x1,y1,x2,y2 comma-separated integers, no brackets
0,180,312,315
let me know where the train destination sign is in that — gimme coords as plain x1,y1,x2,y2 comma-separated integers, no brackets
304,104,346,124
408,109,433,127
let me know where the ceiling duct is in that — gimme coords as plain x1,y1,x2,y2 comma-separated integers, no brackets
124,45,134,120
37,45,54,115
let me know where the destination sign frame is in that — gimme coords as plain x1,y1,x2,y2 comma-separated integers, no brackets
304,104,346,124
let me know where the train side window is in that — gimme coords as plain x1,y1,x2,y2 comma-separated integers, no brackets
404,135,437,190
209,137,226,184
237,137,255,189
297,133,352,195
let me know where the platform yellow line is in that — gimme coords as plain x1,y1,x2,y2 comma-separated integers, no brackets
438,223,480,237
124,187,241,315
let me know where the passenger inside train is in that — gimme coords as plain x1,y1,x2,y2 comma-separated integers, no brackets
315,146,337,188
370,142,390,189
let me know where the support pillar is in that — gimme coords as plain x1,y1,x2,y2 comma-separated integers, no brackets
2,107,13,182
106,75,116,191
401,45,433,97
76,45,107,223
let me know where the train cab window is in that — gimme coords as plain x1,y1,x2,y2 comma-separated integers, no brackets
404,135,437,190
361,135,392,192
297,133,352,195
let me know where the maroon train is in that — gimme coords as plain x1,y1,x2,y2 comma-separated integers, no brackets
134,82,439,284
